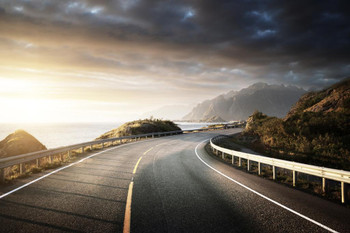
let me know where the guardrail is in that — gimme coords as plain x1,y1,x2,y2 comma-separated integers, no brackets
0,124,241,183
210,135,350,204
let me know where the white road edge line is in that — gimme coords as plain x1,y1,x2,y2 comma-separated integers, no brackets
0,140,146,200
195,139,338,233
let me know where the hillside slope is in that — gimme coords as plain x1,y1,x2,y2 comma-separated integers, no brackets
241,78,350,170
97,118,181,140
183,83,306,121
0,130,47,158
285,78,350,119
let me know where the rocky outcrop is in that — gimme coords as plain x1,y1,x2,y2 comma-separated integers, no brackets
97,119,181,140
0,130,47,158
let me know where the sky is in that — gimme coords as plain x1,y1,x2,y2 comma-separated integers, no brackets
0,0,349,123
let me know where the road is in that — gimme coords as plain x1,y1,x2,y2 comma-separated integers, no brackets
0,128,349,233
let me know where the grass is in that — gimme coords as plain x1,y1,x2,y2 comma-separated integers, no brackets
97,118,181,140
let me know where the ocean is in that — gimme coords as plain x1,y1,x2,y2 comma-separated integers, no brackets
0,122,216,149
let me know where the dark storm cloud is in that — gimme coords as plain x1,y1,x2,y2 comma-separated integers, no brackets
0,0,349,89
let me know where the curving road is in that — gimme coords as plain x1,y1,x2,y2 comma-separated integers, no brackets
0,128,349,233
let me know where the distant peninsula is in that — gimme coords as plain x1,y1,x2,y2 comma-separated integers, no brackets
97,118,181,140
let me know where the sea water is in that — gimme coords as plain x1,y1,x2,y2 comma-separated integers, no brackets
0,122,215,149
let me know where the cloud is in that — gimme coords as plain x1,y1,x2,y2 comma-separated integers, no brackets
0,0,349,108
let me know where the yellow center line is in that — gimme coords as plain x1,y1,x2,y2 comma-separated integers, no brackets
143,147,153,155
123,147,154,233
133,156,143,174
123,181,134,233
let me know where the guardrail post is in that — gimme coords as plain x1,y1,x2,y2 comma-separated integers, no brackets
258,162,261,175
49,155,52,164
152,134,154,139
36,158,40,168
232,155,234,165
293,171,297,187
247,160,250,171
81,146,84,153
0,168,5,183
222,152,225,160
60,153,63,161
68,150,71,159
341,182,348,204
322,178,328,193
102,143,104,148
90,145,93,150
272,166,276,180
238,157,242,167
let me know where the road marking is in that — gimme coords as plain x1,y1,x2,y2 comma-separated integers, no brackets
124,146,151,232
0,146,118,200
123,181,134,233
195,139,339,233
143,147,153,155
133,156,143,174
0,139,150,200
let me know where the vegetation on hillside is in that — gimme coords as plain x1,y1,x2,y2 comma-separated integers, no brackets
236,78,350,170
0,130,47,158
97,118,181,139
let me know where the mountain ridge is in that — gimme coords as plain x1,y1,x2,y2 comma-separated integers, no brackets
183,83,306,121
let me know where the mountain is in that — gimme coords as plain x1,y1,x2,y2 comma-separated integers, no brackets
0,130,47,158
242,78,350,170
183,83,306,121
97,118,181,140
141,105,194,120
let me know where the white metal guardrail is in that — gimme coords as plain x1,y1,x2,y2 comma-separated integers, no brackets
0,124,241,183
210,135,350,203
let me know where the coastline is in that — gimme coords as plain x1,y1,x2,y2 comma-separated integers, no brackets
0,122,221,149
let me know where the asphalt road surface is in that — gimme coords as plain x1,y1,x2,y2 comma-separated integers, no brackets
0,128,349,233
